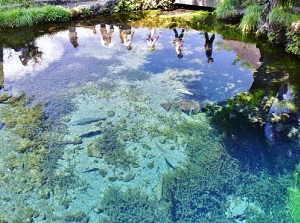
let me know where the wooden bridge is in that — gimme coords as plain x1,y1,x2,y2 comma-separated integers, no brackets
174,0,221,8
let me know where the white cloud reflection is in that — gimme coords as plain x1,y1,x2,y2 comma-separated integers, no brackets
4,34,64,82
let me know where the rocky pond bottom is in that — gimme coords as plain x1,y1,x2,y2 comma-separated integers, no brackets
0,26,299,222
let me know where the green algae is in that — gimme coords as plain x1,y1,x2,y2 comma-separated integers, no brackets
98,185,172,223
88,126,138,168
288,164,300,223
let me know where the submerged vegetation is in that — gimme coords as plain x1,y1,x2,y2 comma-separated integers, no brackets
288,164,300,223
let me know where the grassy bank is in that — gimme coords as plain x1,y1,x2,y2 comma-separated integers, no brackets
0,5,71,28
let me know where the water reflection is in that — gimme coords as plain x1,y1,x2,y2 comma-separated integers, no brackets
1,21,300,223
172,28,185,58
100,24,115,47
204,32,215,63
0,44,3,90
146,28,162,51
119,25,134,50
68,27,79,47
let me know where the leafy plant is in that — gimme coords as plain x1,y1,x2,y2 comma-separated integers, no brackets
286,29,300,56
238,4,262,33
269,7,296,29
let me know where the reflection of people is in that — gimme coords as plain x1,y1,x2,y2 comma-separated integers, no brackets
100,24,115,47
69,27,79,48
173,28,185,59
146,28,161,51
119,25,134,50
277,82,288,101
204,32,215,63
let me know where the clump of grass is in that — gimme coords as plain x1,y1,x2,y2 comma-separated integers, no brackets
238,4,262,33
215,0,239,20
269,7,297,29
0,5,71,29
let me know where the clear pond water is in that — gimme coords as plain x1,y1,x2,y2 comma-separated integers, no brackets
0,20,300,223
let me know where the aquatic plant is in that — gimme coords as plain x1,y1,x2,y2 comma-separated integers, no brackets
288,164,300,223
89,126,137,168
236,89,265,109
98,185,172,223
238,4,262,33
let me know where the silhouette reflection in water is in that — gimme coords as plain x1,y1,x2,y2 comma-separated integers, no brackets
119,25,134,50
173,28,185,59
69,27,78,48
100,24,115,47
204,32,215,63
146,28,162,51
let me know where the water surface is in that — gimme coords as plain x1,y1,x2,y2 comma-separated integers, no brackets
0,21,299,222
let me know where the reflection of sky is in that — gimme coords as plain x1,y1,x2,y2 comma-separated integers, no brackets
3,26,254,110
4,35,65,81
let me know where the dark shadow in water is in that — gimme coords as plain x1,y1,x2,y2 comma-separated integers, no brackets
210,109,298,174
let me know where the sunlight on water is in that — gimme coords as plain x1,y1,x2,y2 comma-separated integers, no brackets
0,24,298,223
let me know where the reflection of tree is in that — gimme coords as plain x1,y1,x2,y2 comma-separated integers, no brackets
17,40,43,66
0,45,3,90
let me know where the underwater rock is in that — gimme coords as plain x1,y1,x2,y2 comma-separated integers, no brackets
177,99,200,113
87,144,102,158
108,175,118,182
160,102,172,111
0,93,11,102
119,173,136,182
98,168,108,177
107,110,116,117
226,196,249,220
147,161,154,169
65,211,86,222
69,117,105,126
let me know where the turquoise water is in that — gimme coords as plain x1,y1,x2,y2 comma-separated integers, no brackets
0,23,299,222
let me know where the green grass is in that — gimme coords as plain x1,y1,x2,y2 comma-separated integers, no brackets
238,4,262,33
215,0,239,20
269,7,300,29
0,0,32,6
0,5,71,29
